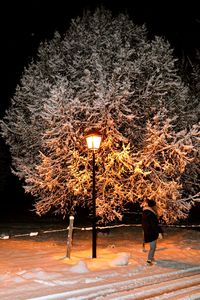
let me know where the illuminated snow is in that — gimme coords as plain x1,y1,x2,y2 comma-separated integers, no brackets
0,225,200,299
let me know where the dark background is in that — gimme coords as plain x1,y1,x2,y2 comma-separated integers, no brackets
0,0,200,222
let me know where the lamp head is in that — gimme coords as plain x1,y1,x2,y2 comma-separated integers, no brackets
85,129,102,151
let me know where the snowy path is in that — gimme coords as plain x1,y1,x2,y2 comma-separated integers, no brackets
25,266,200,300
0,226,199,299
98,271,200,300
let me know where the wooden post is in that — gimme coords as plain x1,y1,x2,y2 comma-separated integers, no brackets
66,215,74,258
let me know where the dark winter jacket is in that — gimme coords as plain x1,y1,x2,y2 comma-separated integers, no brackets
142,207,163,243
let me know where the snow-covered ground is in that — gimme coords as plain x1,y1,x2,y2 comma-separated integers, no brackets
0,222,200,299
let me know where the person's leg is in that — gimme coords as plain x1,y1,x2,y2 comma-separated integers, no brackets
147,240,157,262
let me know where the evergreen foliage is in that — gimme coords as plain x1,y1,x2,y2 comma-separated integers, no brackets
1,8,199,223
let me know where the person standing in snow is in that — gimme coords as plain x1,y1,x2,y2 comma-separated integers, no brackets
142,199,163,266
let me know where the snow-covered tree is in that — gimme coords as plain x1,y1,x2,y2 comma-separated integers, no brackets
1,8,199,223
0,138,10,195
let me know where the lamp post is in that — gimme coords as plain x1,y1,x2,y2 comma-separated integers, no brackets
86,130,102,258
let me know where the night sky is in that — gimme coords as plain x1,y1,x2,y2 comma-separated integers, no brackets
1,0,200,219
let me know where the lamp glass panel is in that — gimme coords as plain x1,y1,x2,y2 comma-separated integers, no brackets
86,135,101,150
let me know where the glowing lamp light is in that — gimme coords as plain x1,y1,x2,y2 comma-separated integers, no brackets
86,131,102,151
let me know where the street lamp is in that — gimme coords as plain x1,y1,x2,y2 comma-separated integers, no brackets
86,130,102,258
